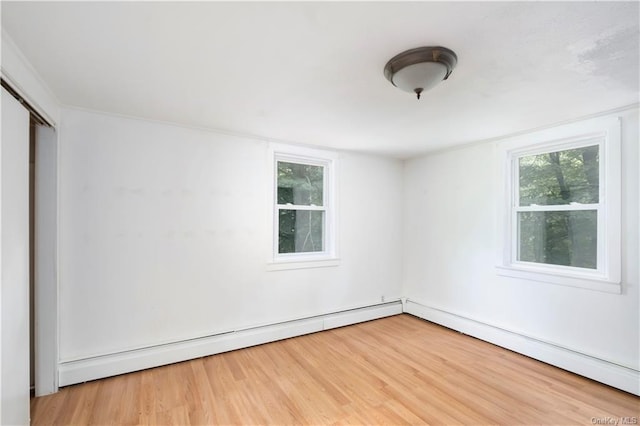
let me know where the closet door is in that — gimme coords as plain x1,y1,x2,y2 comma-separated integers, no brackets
1,86,31,425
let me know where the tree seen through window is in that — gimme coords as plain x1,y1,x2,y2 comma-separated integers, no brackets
517,145,599,269
277,161,325,254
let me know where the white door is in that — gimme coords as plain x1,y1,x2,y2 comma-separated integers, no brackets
34,124,58,396
1,87,31,425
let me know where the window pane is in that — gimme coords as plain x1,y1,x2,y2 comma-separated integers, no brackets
519,145,599,206
277,162,324,206
278,209,324,253
518,210,597,269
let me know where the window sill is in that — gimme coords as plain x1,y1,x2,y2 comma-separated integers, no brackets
496,265,621,294
267,258,341,271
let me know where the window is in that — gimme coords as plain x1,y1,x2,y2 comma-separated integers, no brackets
277,160,326,254
269,147,337,269
497,117,621,293
516,144,600,269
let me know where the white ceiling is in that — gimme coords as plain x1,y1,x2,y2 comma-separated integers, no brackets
2,1,638,158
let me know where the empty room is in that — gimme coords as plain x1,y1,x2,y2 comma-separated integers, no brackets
1,1,638,425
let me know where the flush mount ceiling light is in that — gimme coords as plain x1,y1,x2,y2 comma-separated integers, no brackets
384,46,457,99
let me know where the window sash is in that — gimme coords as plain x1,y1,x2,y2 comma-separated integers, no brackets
512,209,601,269
512,140,603,209
276,160,326,207
508,140,605,273
277,208,326,254
273,153,333,260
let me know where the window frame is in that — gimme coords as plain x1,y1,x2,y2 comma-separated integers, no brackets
268,145,338,270
496,116,621,293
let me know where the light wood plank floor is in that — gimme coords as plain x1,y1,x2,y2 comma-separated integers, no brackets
31,314,639,425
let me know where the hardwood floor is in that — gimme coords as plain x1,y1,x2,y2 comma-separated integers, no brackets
31,314,639,425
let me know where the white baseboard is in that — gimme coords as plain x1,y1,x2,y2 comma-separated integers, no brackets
59,299,639,396
404,299,640,396
58,301,402,387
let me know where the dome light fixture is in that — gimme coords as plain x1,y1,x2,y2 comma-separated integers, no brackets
384,46,457,99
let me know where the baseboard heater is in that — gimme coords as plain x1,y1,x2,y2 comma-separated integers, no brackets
404,299,640,396
58,300,403,387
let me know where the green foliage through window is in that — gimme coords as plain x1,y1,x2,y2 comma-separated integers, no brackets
277,162,323,206
519,145,599,206
278,210,324,253
277,160,325,254
516,145,599,269
518,210,597,268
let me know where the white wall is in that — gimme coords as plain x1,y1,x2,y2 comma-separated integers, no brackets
1,88,31,425
403,108,639,371
58,108,403,362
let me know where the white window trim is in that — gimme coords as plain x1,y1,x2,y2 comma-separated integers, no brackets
496,116,621,294
267,143,339,271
